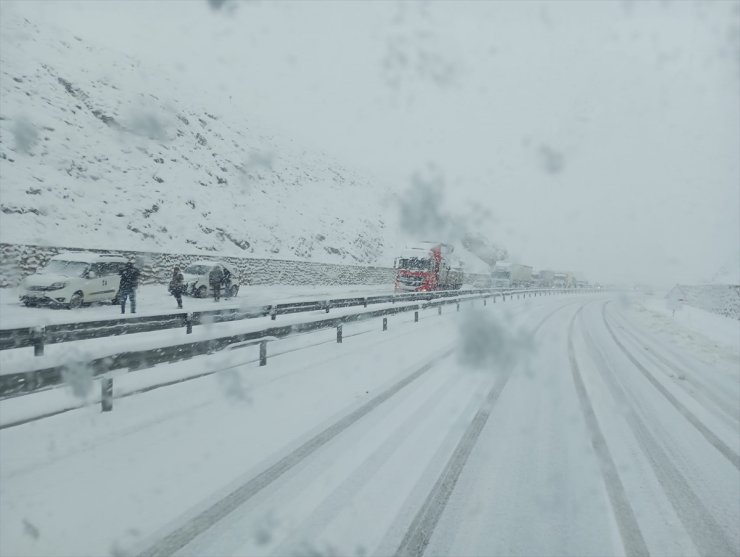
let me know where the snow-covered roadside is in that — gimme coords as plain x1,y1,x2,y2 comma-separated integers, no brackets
625,294,739,355
0,283,399,329
0,295,454,375
0,296,542,429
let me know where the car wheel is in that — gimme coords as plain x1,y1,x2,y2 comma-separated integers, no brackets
197,285,207,298
229,285,239,298
68,292,84,309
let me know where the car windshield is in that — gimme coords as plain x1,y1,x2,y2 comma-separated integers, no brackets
184,265,212,275
39,260,89,277
2,3,738,557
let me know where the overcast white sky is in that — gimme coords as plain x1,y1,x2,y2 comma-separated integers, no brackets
7,0,740,285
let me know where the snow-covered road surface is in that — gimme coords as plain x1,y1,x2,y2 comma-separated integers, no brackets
1,295,738,557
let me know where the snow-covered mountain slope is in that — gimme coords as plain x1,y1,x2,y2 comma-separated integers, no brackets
666,285,740,320
0,12,403,265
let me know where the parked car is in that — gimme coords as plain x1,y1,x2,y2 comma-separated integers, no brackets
18,252,128,309
182,261,239,298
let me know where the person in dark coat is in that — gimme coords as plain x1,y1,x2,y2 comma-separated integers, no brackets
169,266,184,309
222,266,232,298
209,265,224,302
118,261,140,314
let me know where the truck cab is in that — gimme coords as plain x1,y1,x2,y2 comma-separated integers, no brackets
394,243,462,292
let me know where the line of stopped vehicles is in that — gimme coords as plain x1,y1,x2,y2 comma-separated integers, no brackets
14,243,595,310
393,242,594,292
17,252,238,309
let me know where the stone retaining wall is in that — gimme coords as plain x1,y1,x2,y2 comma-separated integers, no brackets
0,243,395,288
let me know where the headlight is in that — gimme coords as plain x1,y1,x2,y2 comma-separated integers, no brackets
48,282,67,290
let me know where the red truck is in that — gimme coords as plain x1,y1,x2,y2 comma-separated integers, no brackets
394,242,463,292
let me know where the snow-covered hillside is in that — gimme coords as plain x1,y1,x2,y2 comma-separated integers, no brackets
666,284,740,320
0,13,403,265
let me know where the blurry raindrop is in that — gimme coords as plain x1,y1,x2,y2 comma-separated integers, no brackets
12,116,38,154
462,233,508,266
129,111,169,141
254,527,272,546
398,167,450,238
22,519,40,540
292,541,340,557
252,513,278,546
217,368,251,402
246,150,275,172
207,0,238,16
457,309,534,372
538,144,565,175
109,541,132,557
382,3,461,92
61,363,94,399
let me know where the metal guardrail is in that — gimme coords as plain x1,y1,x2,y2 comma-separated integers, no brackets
0,289,494,354
0,288,587,399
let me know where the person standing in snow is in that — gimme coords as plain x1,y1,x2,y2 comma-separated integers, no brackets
169,266,185,309
209,264,224,302
118,260,140,314
221,266,232,298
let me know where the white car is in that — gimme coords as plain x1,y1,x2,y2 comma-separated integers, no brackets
182,261,239,298
18,253,129,309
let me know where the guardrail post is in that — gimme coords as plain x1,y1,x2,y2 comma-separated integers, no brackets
185,313,193,334
336,325,342,343
383,317,387,331
101,377,113,412
259,340,267,366
438,305,442,315
414,311,419,322
32,326,45,357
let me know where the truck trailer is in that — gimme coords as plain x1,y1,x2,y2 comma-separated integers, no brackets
491,262,533,289
553,271,576,289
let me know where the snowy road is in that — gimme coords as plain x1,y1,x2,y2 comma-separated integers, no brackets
1,294,738,557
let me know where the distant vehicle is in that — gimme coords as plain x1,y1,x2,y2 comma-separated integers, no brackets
552,271,576,289
534,269,555,288
394,243,463,292
182,261,239,298
491,262,533,289
18,252,128,309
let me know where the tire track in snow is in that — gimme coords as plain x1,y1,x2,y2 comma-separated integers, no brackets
580,303,737,557
568,305,651,557
267,371,468,557
606,311,739,428
394,300,576,557
137,345,456,557
602,303,740,471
